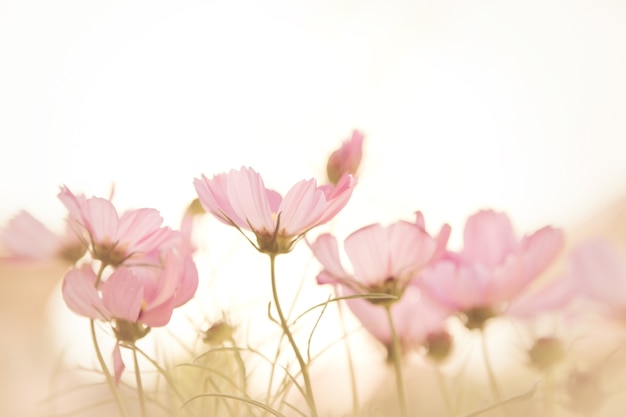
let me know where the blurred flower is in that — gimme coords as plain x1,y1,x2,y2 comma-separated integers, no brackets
326,130,364,185
59,186,182,267
345,286,452,360
1,210,86,263
418,209,564,329
567,238,626,319
62,250,198,383
565,368,606,416
194,166,356,254
310,214,447,305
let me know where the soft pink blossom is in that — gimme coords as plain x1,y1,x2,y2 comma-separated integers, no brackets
194,166,356,254
310,216,446,302
326,130,364,184
418,210,564,328
567,239,626,317
58,186,181,266
1,211,85,263
62,250,198,383
63,252,198,325
345,286,451,356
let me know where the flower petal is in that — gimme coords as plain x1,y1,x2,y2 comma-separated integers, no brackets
309,233,350,284
62,265,109,320
462,210,518,268
101,268,144,322
112,343,125,385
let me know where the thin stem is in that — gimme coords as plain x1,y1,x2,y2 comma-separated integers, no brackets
337,300,360,417
132,347,147,417
385,305,407,417
434,365,454,417
269,254,318,417
228,335,249,398
90,320,128,417
480,328,507,416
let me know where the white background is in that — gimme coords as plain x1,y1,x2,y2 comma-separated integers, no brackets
2,0,626,238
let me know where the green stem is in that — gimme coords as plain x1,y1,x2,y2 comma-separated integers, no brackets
385,305,407,417
90,320,128,417
89,262,128,417
269,254,318,417
132,347,147,417
338,300,360,417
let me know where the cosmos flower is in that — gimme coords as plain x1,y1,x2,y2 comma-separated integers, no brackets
194,166,356,254
310,215,447,305
418,209,564,329
1,210,86,263
326,130,364,185
62,250,198,383
58,186,181,267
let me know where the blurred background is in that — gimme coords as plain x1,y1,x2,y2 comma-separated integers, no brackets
1,0,626,416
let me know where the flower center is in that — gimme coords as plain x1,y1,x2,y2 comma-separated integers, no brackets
367,277,404,306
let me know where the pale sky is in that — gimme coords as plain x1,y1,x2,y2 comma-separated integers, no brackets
2,0,626,239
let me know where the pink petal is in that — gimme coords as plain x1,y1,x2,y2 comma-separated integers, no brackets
520,226,565,279
393,287,450,345
83,197,120,244
194,173,246,226
62,265,109,320
485,254,528,304
419,260,489,311
344,223,391,286
117,208,175,254
1,211,61,260
317,174,356,225
58,186,86,224
279,179,326,235
387,221,437,282
225,167,275,233
309,233,350,284
462,210,518,268
173,255,199,307
345,290,390,344
140,297,176,327
326,130,364,184
101,268,144,322
570,239,626,308
507,274,577,318
112,343,125,385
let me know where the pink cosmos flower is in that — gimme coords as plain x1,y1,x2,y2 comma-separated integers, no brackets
310,214,448,304
194,166,356,254
58,186,181,267
418,210,564,329
62,250,198,383
566,239,626,318
1,210,86,263
345,286,452,359
326,130,364,185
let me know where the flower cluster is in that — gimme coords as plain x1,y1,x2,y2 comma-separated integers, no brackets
59,186,198,383
2,130,626,417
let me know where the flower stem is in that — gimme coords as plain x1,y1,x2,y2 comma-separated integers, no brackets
132,347,147,417
338,300,360,417
434,365,454,417
269,254,318,417
90,320,128,417
385,305,407,417
480,328,507,416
